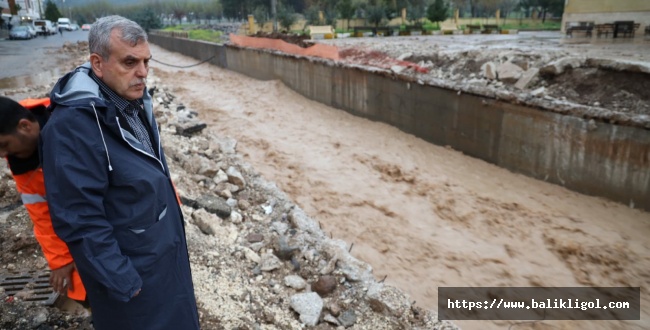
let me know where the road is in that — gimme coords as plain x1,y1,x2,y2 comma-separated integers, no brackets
0,29,87,79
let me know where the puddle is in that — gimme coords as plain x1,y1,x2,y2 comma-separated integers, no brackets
0,69,61,89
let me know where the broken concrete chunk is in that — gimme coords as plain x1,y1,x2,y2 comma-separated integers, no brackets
191,208,221,236
515,68,540,90
540,56,586,75
481,62,497,80
497,62,524,84
284,275,307,290
531,87,546,97
174,120,207,137
195,194,232,218
290,292,323,326
367,283,412,318
226,166,246,187
260,252,283,271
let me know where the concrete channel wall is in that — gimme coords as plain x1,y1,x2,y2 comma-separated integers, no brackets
149,34,650,211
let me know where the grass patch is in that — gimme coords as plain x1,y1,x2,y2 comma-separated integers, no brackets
161,25,223,43
189,29,223,43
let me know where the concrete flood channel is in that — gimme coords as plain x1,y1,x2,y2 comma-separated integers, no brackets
150,34,649,212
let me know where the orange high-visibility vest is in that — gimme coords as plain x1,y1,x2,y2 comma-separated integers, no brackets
12,98,86,301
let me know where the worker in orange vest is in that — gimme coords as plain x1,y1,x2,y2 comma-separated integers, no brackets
0,96,86,302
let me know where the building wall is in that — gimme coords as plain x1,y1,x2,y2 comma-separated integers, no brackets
2,0,41,21
564,0,650,13
562,0,650,33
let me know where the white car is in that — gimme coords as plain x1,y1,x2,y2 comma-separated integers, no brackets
69,23,79,31
26,25,38,38
9,26,32,40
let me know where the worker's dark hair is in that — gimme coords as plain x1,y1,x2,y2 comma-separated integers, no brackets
0,96,36,135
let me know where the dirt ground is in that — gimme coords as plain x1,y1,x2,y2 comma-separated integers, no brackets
254,31,313,48
1,33,649,330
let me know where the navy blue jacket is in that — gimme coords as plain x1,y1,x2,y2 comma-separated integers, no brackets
41,63,200,330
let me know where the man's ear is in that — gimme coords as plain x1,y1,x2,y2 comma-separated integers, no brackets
17,118,38,135
90,53,104,78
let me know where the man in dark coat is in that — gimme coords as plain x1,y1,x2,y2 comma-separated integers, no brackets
41,15,200,330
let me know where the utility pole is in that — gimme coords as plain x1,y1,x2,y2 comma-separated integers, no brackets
271,0,277,32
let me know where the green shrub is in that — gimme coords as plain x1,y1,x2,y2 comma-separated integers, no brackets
188,29,223,43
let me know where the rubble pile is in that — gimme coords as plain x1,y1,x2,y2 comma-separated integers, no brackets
325,36,650,127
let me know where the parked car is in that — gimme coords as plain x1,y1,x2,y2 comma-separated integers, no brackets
81,24,92,31
57,18,71,31
34,19,57,35
9,26,32,40
26,25,38,38
69,23,80,31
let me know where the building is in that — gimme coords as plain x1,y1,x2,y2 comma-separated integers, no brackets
1,0,44,26
561,0,650,34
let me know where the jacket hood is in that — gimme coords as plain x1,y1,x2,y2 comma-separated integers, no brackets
50,62,104,108
46,62,160,173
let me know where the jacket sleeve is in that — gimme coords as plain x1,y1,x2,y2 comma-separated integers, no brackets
41,107,142,302
30,206,75,269
10,169,75,270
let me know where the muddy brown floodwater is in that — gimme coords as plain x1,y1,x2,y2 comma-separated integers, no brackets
148,43,650,330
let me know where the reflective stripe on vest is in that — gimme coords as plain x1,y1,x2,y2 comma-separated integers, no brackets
21,193,46,205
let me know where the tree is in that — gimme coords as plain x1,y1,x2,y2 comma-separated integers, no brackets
304,5,321,26
366,4,386,28
477,0,500,21
324,8,337,26
406,1,426,26
380,0,409,20
517,0,536,18
203,1,224,21
427,0,448,28
253,6,268,30
221,0,267,20
128,7,162,33
499,0,518,24
537,0,564,23
336,0,356,31
44,0,62,22
277,5,298,32
222,0,244,19
285,0,306,13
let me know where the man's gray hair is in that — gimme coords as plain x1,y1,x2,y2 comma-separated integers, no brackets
89,15,148,59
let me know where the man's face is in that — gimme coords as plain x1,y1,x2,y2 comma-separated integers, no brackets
92,29,151,101
0,120,39,159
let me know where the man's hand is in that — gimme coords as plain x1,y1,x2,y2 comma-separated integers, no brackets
133,288,141,298
49,262,75,295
